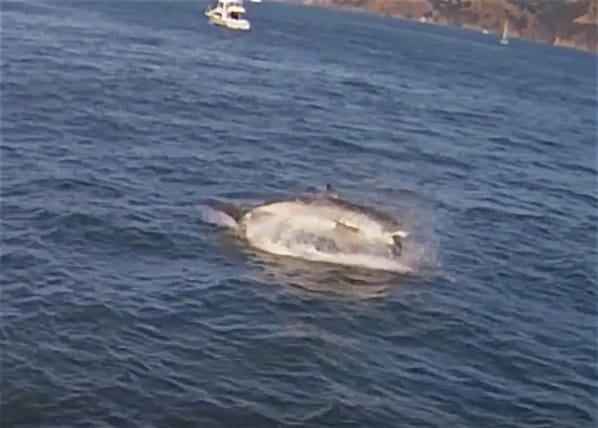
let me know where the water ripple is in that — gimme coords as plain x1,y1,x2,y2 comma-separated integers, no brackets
2,1,597,427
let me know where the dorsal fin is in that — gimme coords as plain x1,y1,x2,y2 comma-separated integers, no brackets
325,183,339,198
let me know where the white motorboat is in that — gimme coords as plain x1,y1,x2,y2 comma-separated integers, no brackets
204,0,250,31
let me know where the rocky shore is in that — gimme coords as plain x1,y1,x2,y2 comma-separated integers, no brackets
297,0,598,53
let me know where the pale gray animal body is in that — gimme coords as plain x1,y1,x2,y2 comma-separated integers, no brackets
208,185,408,258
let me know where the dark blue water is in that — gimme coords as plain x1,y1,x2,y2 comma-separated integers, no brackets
2,0,597,426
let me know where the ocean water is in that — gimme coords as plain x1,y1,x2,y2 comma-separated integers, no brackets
1,0,597,426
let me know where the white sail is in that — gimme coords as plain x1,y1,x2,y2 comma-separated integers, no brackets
500,19,509,45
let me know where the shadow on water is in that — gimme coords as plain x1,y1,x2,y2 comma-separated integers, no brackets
247,251,401,299
253,245,456,301
212,233,418,300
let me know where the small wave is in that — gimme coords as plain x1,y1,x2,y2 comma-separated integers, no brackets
4,176,124,201
35,209,187,257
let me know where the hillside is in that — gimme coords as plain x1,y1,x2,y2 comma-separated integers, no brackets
297,0,598,53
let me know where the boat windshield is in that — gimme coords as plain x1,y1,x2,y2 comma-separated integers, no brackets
219,1,243,7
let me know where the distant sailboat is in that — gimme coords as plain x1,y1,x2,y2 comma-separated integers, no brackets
500,19,509,45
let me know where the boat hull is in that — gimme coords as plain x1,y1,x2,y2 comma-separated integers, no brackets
205,10,250,31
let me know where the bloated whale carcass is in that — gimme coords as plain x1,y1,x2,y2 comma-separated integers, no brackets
206,185,409,261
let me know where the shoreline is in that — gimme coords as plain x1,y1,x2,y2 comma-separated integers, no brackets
281,0,598,55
